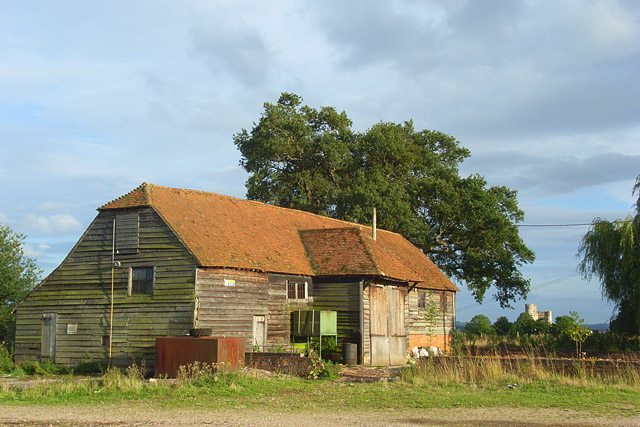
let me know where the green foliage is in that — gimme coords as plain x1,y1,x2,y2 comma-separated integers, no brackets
567,311,593,357
510,313,536,336
18,360,69,376
493,316,512,336
299,348,340,379
465,315,495,339
0,224,42,339
552,315,577,338
234,93,535,307
422,291,440,337
578,175,640,335
450,330,467,356
0,343,13,374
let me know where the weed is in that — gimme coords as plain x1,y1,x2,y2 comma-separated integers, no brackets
102,365,144,392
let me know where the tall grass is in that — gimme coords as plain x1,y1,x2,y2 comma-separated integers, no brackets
401,353,640,389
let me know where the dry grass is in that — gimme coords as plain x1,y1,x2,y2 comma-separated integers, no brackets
401,353,640,389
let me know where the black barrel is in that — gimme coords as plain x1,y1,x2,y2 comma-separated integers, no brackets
343,343,357,365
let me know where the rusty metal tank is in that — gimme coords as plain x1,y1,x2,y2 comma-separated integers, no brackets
155,336,245,377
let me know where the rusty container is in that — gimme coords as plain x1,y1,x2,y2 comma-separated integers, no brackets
155,336,245,377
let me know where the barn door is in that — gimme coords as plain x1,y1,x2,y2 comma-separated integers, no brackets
41,313,57,361
252,315,267,351
370,286,406,365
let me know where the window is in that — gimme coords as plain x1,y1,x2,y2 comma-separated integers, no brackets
440,291,448,312
102,335,110,347
287,281,307,300
130,267,154,295
418,291,426,309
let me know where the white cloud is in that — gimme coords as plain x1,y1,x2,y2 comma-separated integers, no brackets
23,214,82,234
0,212,8,224
23,243,51,257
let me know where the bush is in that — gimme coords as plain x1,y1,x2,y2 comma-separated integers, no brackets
450,330,467,356
18,360,69,376
493,316,512,336
0,343,14,374
466,315,495,339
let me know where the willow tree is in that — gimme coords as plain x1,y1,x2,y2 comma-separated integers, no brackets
578,176,640,334
234,93,535,307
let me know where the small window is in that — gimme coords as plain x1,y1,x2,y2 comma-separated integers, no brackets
440,291,448,312
418,291,426,309
130,267,154,295
102,335,110,347
287,281,307,300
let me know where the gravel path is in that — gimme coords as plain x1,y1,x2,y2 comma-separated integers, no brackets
1,405,639,426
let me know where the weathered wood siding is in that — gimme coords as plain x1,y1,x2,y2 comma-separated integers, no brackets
195,269,305,350
312,280,361,360
14,207,197,368
270,273,312,345
407,289,456,351
362,282,371,364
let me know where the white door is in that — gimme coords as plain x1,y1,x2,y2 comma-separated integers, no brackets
252,315,267,351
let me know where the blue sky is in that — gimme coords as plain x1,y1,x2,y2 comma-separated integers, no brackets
1,1,638,324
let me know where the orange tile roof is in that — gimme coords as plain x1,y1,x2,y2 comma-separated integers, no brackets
99,183,458,291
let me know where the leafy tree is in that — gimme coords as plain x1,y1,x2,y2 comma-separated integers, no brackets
465,315,495,339
578,175,640,335
493,316,512,336
552,315,577,338
533,318,551,335
510,312,536,336
567,311,592,357
235,93,535,307
0,224,41,340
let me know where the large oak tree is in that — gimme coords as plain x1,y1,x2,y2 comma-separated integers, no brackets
234,93,535,307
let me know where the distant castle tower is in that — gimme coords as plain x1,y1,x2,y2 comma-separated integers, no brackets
524,304,553,324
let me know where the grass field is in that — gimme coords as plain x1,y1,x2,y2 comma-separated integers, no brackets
1,358,639,420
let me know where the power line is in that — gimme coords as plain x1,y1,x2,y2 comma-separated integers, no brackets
517,219,633,227
457,273,579,312
517,223,592,227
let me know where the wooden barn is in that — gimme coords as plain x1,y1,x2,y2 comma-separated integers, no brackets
14,183,458,367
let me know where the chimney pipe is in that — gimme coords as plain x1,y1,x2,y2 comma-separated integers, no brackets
372,207,377,241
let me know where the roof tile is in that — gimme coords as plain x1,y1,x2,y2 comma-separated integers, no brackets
99,183,458,291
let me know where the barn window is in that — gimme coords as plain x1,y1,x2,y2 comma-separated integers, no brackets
418,291,426,309
115,213,139,254
440,291,448,312
129,267,154,295
287,281,307,300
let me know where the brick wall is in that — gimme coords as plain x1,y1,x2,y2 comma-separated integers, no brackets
245,353,314,376
409,334,453,352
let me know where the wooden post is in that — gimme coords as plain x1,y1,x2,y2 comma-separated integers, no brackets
372,208,377,241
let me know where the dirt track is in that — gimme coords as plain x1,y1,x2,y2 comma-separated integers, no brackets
1,405,639,426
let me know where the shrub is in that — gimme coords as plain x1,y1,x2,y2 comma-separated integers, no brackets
0,343,14,374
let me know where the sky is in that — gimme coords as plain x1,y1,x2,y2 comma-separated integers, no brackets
1,0,638,324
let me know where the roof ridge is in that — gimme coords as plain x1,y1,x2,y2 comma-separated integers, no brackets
103,183,389,231
98,182,152,210
354,227,384,276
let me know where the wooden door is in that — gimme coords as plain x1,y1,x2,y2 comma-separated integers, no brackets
370,286,406,365
41,313,57,361
252,315,267,351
